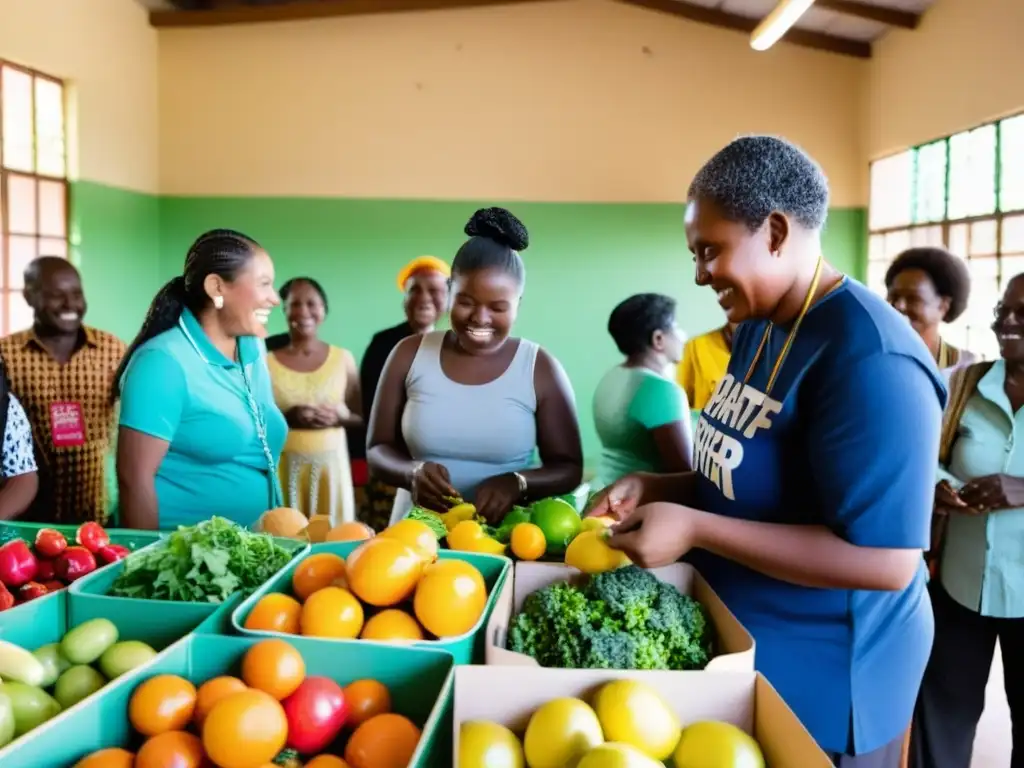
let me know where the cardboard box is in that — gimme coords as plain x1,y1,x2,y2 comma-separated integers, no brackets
486,561,755,670
452,666,832,767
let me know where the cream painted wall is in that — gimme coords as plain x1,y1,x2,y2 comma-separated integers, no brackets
158,0,866,206
865,0,1024,159
0,0,159,193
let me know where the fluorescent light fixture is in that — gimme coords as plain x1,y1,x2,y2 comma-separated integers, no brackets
750,0,817,51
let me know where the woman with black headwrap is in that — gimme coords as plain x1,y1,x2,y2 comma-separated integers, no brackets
367,208,583,525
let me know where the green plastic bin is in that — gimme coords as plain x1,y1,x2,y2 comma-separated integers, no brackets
0,521,162,552
0,633,455,767
233,541,511,664
68,538,308,649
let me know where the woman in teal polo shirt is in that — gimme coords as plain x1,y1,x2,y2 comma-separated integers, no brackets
589,137,943,767
114,229,287,531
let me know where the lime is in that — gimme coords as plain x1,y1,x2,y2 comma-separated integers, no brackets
530,498,582,555
673,721,766,768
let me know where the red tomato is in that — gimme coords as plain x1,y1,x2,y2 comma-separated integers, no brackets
35,560,56,581
34,528,68,559
97,544,130,565
0,540,38,587
75,523,110,554
41,580,65,592
281,676,348,754
0,583,14,611
18,582,49,601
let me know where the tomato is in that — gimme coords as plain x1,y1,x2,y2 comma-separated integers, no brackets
129,675,197,737
56,547,97,583
18,581,49,602
343,679,391,727
244,593,302,634
345,538,423,607
72,748,135,768
0,583,14,611
299,587,364,639
344,713,421,768
379,519,439,563
241,639,305,700
359,608,423,641
304,757,349,768
75,522,110,554
291,553,347,601
202,689,287,768
135,730,205,768
35,560,56,581
34,528,67,559
194,676,248,728
97,545,130,565
282,676,348,754
413,559,487,637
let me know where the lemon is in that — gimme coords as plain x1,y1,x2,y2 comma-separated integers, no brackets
459,720,524,768
564,530,631,574
577,742,664,768
673,721,766,768
447,520,486,550
593,680,680,760
523,697,604,768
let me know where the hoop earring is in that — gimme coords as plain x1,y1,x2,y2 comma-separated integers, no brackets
213,296,224,310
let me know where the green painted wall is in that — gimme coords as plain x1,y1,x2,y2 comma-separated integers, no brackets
71,181,161,339
157,198,867,463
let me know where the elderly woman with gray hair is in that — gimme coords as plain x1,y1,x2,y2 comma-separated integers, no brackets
586,136,944,767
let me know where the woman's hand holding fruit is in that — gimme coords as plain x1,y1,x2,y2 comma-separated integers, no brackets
410,462,457,512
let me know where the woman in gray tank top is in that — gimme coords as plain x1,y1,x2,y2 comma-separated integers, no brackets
367,208,583,524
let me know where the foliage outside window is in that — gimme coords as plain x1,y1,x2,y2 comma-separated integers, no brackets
868,113,1024,361
0,62,69,334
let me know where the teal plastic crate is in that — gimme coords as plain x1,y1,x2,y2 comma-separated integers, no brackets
68,538,308,649
0,588,68,648
0,521,161,552
0,633,455,767
233,541,511,664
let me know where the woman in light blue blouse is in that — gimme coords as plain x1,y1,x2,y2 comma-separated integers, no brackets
912,273,1024,768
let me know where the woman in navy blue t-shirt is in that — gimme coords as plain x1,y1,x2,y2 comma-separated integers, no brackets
589,136,944,768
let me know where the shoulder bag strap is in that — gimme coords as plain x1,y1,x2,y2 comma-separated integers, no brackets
938,361,993,467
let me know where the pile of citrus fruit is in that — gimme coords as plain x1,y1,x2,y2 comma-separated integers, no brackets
244,519,493,642
72,638,422,768
460,678,766,768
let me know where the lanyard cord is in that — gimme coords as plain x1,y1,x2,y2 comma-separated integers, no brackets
178,317,282,509
743,257,829,396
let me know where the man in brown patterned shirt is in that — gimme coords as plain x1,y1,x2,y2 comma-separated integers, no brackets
0,257,126,523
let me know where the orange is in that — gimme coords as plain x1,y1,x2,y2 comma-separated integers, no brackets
413,559,487,637
343,679,392,727
380,519,439,563
202,689,288,768
300,586,364,639
244,592,302,634
135,730,205,768
510,522,546,561
72,748,135,768
306,757,350,767
129,675,198,737
360,608,424,642
241,639,305,700
325,521,375,542
291,553,347,601
344,713,422,768
345,538,424,607
194,675,248,728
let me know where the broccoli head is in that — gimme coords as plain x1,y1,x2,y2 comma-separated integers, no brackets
506,565,714,671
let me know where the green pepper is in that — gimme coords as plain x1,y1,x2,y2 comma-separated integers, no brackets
493,506,532,543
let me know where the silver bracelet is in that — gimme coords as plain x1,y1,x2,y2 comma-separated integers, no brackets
512,471,528,499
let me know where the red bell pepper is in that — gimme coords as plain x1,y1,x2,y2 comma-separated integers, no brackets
0,540,39,588
34,528,67,559
55,547,97,583
97,544,130,566
0,583,14,611
35,560,55,581
75,522,110,554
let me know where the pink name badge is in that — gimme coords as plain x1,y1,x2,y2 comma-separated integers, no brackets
50,402,86,448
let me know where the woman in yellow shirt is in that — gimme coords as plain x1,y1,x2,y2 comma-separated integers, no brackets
676,322,736,410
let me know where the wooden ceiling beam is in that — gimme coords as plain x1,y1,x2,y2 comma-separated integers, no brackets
816,0,919,29
150,0,552,27
618,0,872,59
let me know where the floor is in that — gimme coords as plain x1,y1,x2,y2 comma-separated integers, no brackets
974,642,1011,767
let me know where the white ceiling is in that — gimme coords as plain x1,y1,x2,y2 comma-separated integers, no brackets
679,0,936,41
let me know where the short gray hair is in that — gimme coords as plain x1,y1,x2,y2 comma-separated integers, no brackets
687,136,830,231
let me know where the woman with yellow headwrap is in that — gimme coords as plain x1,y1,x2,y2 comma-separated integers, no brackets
358,256,450,529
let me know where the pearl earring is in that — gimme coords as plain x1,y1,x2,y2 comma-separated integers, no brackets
213,296,224,310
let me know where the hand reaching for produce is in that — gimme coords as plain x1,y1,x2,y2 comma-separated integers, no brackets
410,462,457,512
605,503,701,569
473,474,522,524
584,474,646,522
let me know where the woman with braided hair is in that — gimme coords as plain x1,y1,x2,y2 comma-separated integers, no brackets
114,229,286,530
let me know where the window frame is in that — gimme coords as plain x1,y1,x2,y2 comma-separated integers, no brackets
0,60,71,336
868,112,1024,361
